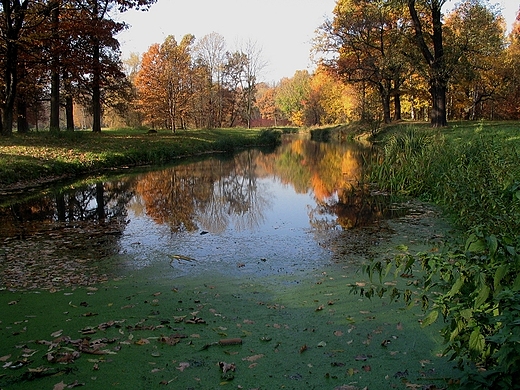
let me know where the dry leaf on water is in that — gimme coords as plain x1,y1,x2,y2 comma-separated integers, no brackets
218,361,236,373
135,338,150,345
242,354,264,362
176,362,190,372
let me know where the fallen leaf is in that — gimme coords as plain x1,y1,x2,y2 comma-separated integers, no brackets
53,381,66,390
135,338,150,345
0,355,11,362
176,362,190,372
334,385,358,390
334,330,343,337
355,354,370,361
51,329,63,338
218,361,236,373
242,354,264,362
299,344,307,353
362,365,371,372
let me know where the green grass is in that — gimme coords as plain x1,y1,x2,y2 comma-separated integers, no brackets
0,127,282,189
369,120,520,235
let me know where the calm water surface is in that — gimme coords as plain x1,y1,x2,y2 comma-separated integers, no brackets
0,136,400,288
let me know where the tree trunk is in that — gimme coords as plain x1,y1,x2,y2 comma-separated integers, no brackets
379,84,392,124
2,37,18,136
66,95,74,130
49,1,60,132
430,77,448,127
92,40,102,132
17,96,29,133
91,0,102,132
393,92,402,121
1,0,29,136
408,0,448,127
63,71,74,130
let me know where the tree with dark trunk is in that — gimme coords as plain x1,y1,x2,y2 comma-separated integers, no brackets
0,0,29,136
407,0,448,127
49,0,60,132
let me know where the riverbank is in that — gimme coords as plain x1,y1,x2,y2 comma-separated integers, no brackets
0,127,283,193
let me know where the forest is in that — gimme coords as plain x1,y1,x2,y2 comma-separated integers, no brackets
1,0,519,135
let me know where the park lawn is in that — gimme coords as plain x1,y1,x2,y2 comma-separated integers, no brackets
0,127,284,190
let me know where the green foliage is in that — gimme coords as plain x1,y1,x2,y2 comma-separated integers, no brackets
361,122,520,389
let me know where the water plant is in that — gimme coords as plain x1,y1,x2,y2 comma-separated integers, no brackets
360,122,520,389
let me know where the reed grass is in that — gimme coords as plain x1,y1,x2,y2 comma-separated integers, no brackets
368,121,520,235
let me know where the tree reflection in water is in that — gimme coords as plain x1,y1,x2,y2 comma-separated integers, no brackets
0,136,401,288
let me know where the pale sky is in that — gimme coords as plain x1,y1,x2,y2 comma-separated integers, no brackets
116,0,519,84
116,0,337,83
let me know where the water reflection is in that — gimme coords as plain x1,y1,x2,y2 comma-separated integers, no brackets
0,136,400,289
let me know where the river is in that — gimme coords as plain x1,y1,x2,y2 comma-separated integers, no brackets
0,135,407,289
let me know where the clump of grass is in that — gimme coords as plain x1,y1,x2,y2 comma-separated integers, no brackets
368,123,520,234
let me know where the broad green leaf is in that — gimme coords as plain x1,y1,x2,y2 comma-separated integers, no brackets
469,327,485,353
448,277,464,297
474,285,490,309
486,235,498,258
465,234,485,253
421,310,439,328
513,273,520,291
493,264,508,291
396,244,408,251
460,308,473,320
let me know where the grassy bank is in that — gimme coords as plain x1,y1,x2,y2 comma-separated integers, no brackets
364,120,520,389
0,127,282,190
369,121,520,234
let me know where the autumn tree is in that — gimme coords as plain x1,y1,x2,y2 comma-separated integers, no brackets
275,70,311,126
315,0,410,124
134,44,166,129
135,35,196,131
444,0,505,120
256,84,281,126
406,0,450,127
309,66,357,125
238,40,265,128
498,10,520,119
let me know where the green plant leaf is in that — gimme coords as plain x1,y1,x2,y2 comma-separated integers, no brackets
513,273,520,291
486,235,498,258
465,234,486,253
474,285,490,309
448,277,464,297
493,265,508,291
421,310,439,328
469,327,485,353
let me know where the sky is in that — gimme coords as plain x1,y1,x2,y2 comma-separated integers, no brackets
116,0,520,84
